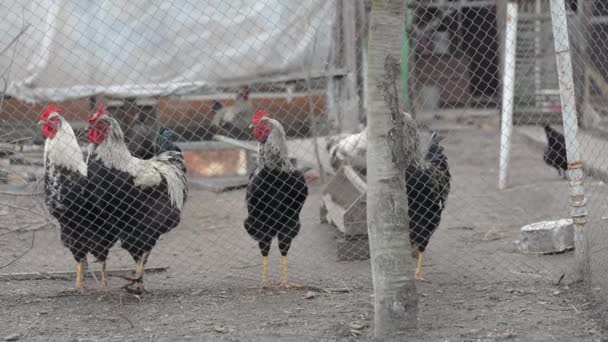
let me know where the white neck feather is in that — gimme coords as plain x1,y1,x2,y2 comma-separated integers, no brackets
257,118,293,172
44,118,87,176
92,120,186,210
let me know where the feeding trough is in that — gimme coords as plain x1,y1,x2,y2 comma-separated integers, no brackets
320,165,369,261
180,139,255,192
517,219,574,254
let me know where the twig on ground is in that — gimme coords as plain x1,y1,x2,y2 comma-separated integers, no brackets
0,221,49,236
0,202,55,225
0,231,35,269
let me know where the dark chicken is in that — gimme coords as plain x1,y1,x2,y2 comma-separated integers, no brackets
405,123,451,282
87,105,188,294
127,109,182,159
244,110,308,288
41,104,116,292
543,124,568,178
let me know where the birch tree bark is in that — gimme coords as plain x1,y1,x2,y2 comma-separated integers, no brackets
366,0,418,339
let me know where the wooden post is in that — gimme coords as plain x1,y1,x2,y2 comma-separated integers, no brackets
341,0,361,133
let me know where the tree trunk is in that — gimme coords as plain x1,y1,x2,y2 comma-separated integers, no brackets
366,0,418,339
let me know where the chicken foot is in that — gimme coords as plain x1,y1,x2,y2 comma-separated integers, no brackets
278,256,303,289
63,259,88,293
122,252,149,294
415,252,431,283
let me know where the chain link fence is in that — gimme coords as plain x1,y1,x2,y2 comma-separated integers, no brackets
0,0,605,312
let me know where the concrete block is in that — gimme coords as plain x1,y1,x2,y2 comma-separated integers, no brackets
517,219,574,254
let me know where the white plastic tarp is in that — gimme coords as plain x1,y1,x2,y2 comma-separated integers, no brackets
0,0,336,102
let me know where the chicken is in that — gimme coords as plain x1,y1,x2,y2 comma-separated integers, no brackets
127,122,158,159
87,105,188,294
244,110,309,289
405,121,451,282
212,86,254,140
325,127,367,175
41,104,116,292
157,127,182,153
543,124,568,178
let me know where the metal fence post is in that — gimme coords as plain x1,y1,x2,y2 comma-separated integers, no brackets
498,1,518,190
549,0,590,282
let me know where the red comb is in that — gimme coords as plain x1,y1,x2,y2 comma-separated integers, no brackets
252,110,269,124
40,104,61,121
88,104,108,125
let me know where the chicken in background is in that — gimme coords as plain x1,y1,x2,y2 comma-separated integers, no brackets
108,99,181,159
212,85,255,140
87,105,188,294
126,107,158,160
543,124,568,178
41,104,117,292
325,125,367,175
244,110,309,289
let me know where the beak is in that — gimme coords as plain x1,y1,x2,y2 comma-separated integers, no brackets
37,120,43,126
248,123,254,129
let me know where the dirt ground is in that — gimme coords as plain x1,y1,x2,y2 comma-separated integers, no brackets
1,114,608,341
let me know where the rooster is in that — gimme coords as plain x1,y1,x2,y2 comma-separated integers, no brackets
404,117,451,282
543,124,568,178
244,110,308,289
87,105,188,294
41,104,116,292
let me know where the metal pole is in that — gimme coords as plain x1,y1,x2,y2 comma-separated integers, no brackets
498,2,518,190
533,0,542,108
549,0,590,282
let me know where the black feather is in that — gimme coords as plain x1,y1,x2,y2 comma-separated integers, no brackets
244,167,308,257
406,131,451,256
88,152,187,263
45,163,117,263
543,125,568,176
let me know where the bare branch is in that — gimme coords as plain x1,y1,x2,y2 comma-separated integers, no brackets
0,202,55,225
0,23,31,57
305,23,326,183
0,190,44,196
0,221,49,237
0,231,35,270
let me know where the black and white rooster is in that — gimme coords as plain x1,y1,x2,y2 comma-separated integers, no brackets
403,114,451,282
87,105,188,294
244,110,309,289
41,104,117,292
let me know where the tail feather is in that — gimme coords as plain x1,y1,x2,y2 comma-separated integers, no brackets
424,130,446,166
151,151,188,209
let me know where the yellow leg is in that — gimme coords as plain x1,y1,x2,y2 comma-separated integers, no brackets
64,259,87,293
135,255,145,277
123,253,149,294
262,256,269,289
76,259,86,289
278,256,303,289
415,252,428,282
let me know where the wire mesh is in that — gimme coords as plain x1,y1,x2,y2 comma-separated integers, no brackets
0,0,599,304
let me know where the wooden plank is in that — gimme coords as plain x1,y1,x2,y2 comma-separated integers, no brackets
0,267,168,281
322,193,347,233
